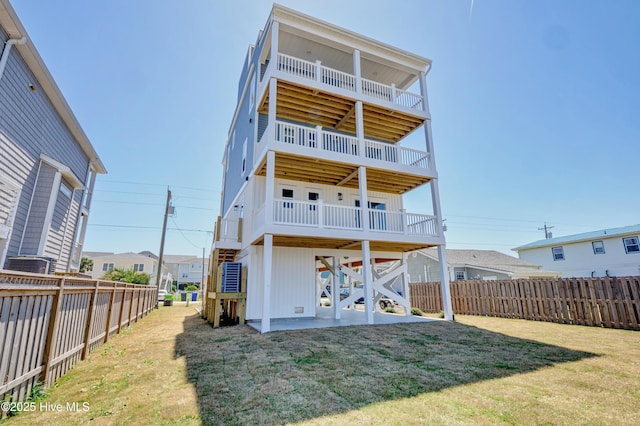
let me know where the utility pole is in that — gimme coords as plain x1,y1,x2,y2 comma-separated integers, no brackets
155,188,172,287
538,223,554,239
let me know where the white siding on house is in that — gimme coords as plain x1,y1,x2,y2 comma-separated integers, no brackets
518,237,640,278
245,246,316,320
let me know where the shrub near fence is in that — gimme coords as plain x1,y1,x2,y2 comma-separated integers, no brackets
410,276,640,330
0,271,157,408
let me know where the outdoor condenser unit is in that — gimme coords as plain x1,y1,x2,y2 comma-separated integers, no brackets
221,262,242,292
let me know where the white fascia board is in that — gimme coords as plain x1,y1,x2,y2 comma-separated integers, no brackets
0,0,106,174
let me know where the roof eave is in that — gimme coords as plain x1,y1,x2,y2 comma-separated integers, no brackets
0,0,107,174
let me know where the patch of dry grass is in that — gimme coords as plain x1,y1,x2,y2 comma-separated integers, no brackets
5,306,640,425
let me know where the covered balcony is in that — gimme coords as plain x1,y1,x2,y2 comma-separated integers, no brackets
271,198,437,237
263,120,430,170
273,53,424,112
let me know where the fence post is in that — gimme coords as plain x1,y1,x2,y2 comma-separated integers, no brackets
117,284,127,333
81,280,100,360
104,283,116,343
42,278,65,386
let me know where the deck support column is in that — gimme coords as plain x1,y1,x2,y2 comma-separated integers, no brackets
402,253,412,316
430,177,453,321
362,240,374,324
261,233,273,333
332,256,340,319
355,101,364,158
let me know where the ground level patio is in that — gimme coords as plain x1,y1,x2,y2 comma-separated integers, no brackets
246,305,438,332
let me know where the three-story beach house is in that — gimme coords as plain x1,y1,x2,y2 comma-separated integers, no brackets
208,4,452,332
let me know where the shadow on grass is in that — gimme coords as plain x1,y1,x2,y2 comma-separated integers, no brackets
175,314,596,425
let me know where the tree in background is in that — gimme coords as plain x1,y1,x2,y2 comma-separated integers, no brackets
102,268,150,284
79,257,93,273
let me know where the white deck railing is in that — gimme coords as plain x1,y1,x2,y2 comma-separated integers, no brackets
274,120,429,169
272,199,438,237
276,53,424,112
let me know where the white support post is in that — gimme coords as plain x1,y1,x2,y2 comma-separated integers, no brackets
315,125,322,150
358,166,369,231
437,245,453,320
316,60,322,82
270,21,279,70
269,78,278,143
401,209,407,235
390,83,396,103
348,262,354,310
402,253,412,316
318,199,324,229
332,256,340,319
362,240,374,324
265,151,275,226
261,233,273,333
419,70,431,114
353,49,362,94
355,101,364,158
430,178,453,320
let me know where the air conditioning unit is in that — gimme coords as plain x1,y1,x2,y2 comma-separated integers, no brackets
221,262,242,292
6,256,57,274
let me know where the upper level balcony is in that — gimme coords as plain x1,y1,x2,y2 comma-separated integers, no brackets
272,53,424,113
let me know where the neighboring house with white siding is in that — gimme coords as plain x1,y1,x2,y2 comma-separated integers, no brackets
86,252,160,282
163,254,208,288
0,0,106,272
513,224,640,278
407,248,559,283
209,5,452,332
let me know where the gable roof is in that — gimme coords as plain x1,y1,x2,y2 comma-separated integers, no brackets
512,224,640,252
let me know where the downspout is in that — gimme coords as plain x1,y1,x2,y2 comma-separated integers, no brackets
0,37,27,80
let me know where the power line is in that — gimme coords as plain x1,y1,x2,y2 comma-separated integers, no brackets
98,179,220,193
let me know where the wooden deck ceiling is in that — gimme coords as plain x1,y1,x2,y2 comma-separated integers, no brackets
254,152,430,194
258,81,425,143
252,235,436,253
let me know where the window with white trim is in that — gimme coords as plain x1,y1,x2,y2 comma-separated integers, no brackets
592,241,605,255
552,246,565,261
102,263,114,272
133,263,144,272
59,180,73,199
308,192,319,211
623,237,639,254
249,74,256,109
241,139,247,175
455,271,465,280
282,188,293,208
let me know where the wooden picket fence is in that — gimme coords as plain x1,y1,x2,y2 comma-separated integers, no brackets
0,270,157,408
410,276,640,330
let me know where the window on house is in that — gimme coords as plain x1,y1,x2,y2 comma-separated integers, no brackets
455,271,465,280
241,139,247,175
102,263,114,272
59,180,73,199
249,74,256,109
133,263,144,272
282,188,293,208
592,241,605,255
552,246,565,261
308,192,319,211
623,237,640,254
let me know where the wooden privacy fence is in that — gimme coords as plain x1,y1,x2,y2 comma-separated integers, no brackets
0,271,157,407
410,276,640,330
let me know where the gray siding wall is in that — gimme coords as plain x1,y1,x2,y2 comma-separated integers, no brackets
222,45,261,216
407,254,443,283
19,162,55,256
0,25,91,269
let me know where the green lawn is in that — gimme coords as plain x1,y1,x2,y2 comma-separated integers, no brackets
5,305,640,425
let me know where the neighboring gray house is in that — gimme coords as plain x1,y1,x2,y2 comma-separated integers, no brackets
0,0,106,272
407,248,559,282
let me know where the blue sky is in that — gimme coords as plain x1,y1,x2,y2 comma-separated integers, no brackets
10,0,640,257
